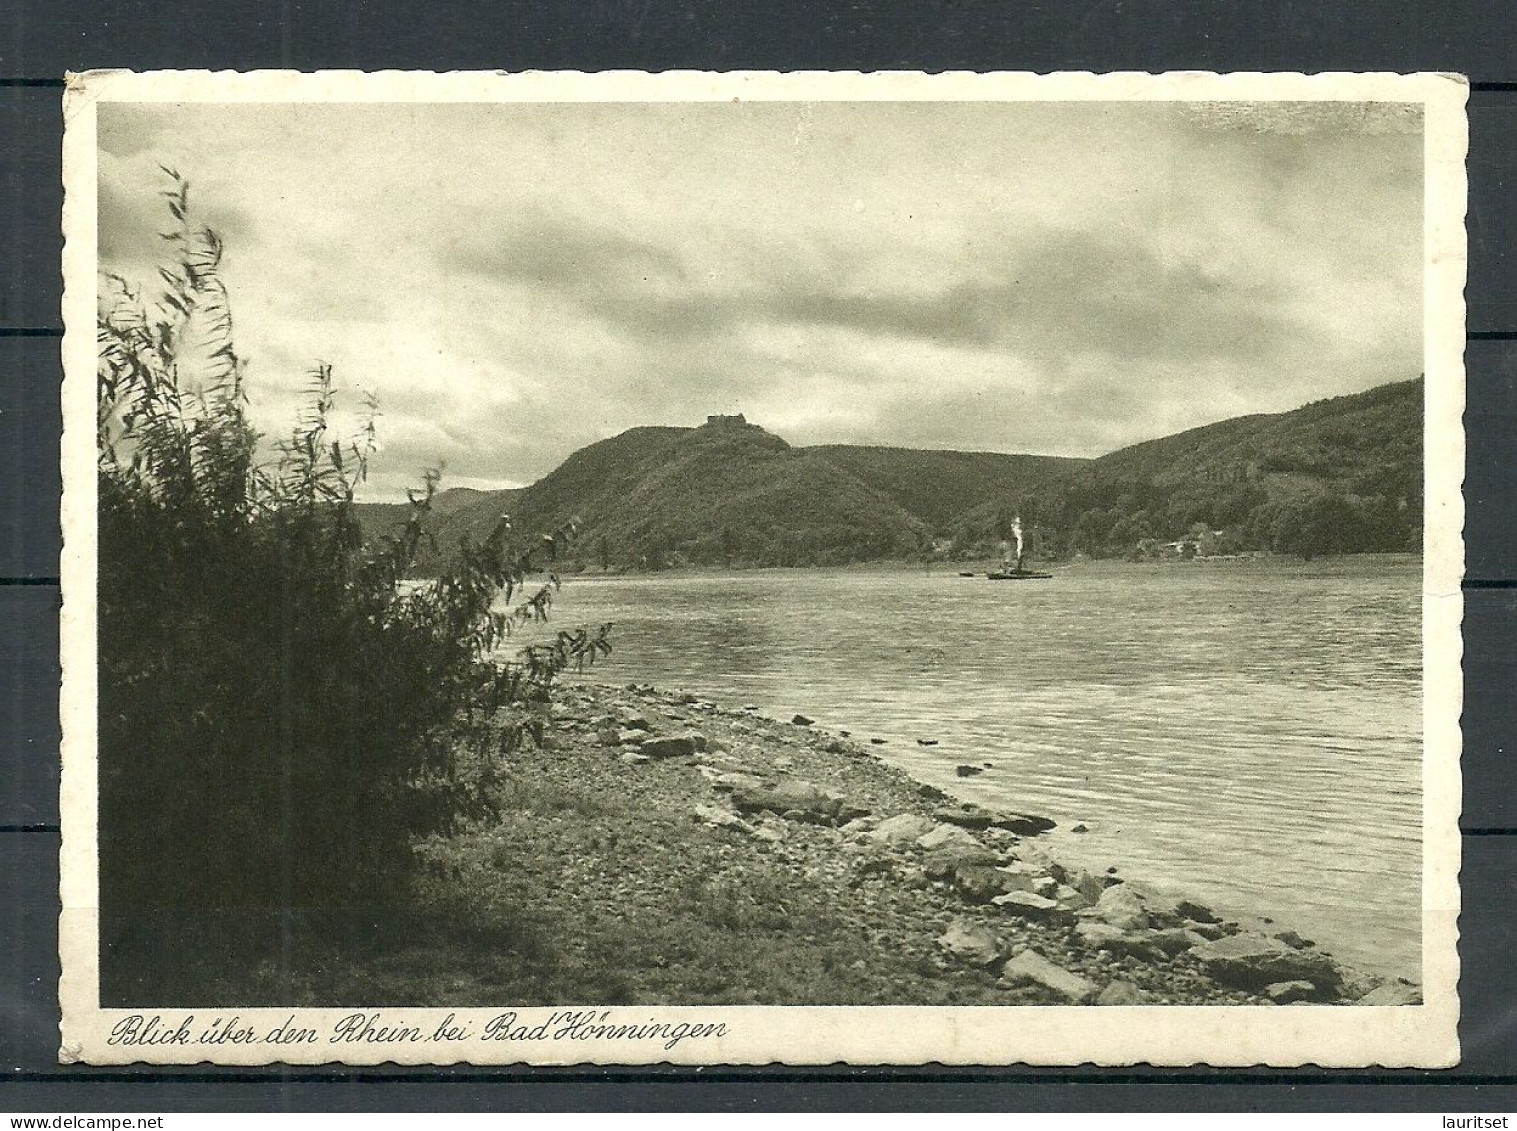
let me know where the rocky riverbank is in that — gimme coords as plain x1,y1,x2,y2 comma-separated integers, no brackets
392,680,1423,1009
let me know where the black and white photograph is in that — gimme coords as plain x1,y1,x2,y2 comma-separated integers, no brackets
58,70,1466,1066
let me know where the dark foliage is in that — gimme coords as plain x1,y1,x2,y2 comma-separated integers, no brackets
952,378,1424,560
96,179,609,917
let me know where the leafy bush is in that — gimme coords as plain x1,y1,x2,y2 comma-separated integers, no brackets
96,176,609,915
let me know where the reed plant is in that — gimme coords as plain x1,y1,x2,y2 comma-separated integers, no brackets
95,174,610,919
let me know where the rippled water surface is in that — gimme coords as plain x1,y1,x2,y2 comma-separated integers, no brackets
544,557,1422,980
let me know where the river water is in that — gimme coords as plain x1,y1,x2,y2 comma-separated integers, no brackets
540,556,1423,981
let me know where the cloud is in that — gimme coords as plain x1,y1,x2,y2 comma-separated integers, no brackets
93,98,1425,498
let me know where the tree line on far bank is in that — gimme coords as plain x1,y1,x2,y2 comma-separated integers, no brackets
949,381,1421,564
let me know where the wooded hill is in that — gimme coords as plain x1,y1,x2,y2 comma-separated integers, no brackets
359,415,1079,570
358,378,1422,570
951,377,1423,560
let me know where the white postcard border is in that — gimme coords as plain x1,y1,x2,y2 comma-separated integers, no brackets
59,68,1467,1067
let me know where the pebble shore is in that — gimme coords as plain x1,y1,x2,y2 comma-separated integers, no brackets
417,679,1423,1008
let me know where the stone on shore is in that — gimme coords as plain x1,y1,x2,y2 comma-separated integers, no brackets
1053,867,1108,905
839,815,878,837
1096,980,1145,1006
1051,883,1092,911
1186,922,1229,941
999,949,1096,1003
692,804,753,833
921,843,1002,880
1355,981,1423,1006
992,812,1057,836
1265,980,1316,1004
955,764,984,777
916,823,983,853
731,778,866,824
1148,926,1210,957
641,734,698,759
995,860,1053,894
936,917,1005,967
933,805,994,830
1331,962,1382,1002
709,771,767,793
792,714,814,726
1189,933,1341,993
1177,899,1221,924
864,813,938,847
1084,884,1151,931
993,890,1076,925
1073,919,1162,961
953,865,1018,903
619,752,651,766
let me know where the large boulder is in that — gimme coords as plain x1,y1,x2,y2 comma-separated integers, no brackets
1000,949,1096,1003
864,813,938,847
936,917,1005,967
1189,933,1341,993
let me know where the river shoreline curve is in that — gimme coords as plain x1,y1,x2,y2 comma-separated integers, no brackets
421,677,1423,1008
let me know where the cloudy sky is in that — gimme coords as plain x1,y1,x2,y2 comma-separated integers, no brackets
98,98,1423,499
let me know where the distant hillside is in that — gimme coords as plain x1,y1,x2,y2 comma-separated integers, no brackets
353,485,519,548
803,445,1084,530
368,416,946,570
952,377,1423,560
359,379,1422,570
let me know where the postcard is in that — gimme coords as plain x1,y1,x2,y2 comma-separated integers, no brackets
59,69,1465,1065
